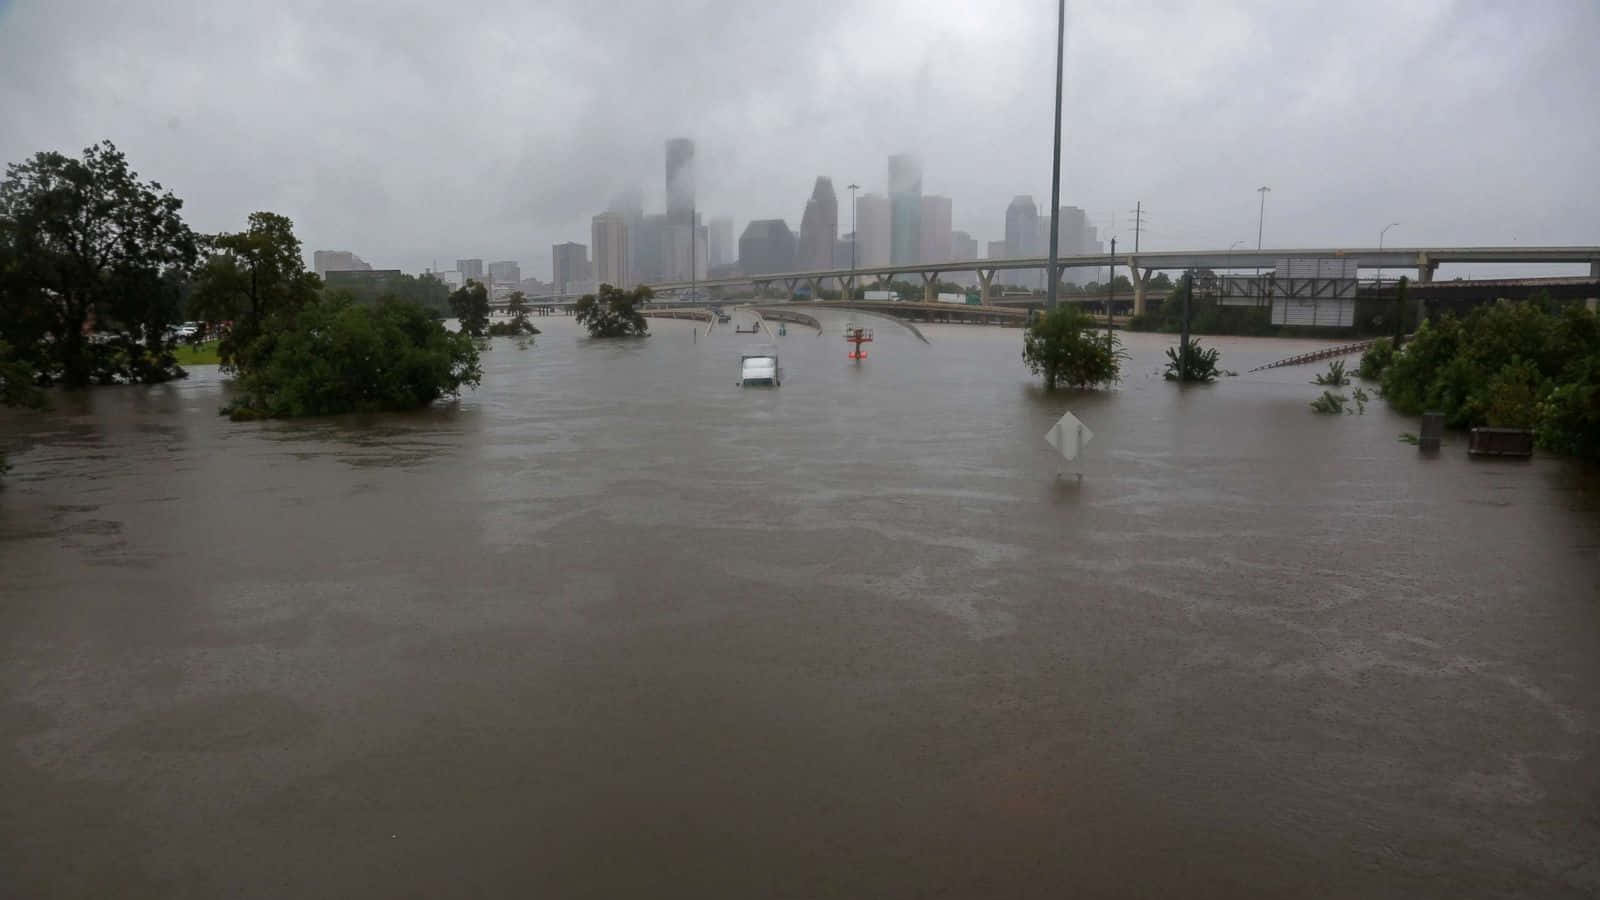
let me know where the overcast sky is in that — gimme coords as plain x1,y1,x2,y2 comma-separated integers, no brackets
2,0,1597,279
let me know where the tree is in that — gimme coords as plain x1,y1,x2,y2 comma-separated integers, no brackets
448,279,490,337
1022,305,1124,390
224,296,481,420
0,337,47,480
187,211,321,369
574,283,651,338
0,141,199,386
487,291,540,337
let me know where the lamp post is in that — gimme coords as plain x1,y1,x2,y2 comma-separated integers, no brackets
1228,240,1243,303
848,182,859,300
1045,0,1065,311
1254,187,1270,304
1377,221,1400,288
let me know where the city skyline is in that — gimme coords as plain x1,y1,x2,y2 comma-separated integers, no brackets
6,1,1595,280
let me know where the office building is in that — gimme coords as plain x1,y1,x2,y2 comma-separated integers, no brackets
313,250,371,279
455,258,484,280
987,240,1008,260
551,242,590,296
888,153,922,266
948,230,979,287
797,177,838,272
487,260,521,285
666,138,694,225
632,214,667,284
428,268,466,291
667,217,707,282
919,195,952,263
738,219,795,276
591,212,629,288
708,217,734,268
855,193,891,268
1005,195,1041,289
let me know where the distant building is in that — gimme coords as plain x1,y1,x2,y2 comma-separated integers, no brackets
855,193,891,268
708,217,734,268
834,235,854,270
487,260,521,285
948,230,979,287
738,219,796,276
455,259,484,280
551,242,590,296
797,177,838,272
428,268,466,291
632,214,667,285
591,212,629,288
313,250,371,279
919,195,952,263
1005,195,1041,289
888,153,922,266
987,240,1008,260
665,138,695,225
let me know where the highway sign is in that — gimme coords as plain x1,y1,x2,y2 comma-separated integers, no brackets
1045,412,1093,462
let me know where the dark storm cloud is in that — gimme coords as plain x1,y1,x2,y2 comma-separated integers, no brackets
2,0,1596,278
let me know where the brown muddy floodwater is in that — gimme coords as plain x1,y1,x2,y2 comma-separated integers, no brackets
2,310,1599,898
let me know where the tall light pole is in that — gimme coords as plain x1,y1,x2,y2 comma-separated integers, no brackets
848,182,859,299
1045,0,1065,312
1377,221,1400,288
1255,186,1270,252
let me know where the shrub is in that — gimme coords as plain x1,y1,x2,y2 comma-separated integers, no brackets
224,297,481,419
1021,305,1125,390
1357,337,1394,379
1312,359,1350,386
1163,340,1221,383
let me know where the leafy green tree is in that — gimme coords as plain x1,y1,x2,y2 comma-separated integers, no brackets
0,338,47,480
0,141,199,386
487,291,539,336
1356,338,1394,379
1021,305,1124,390
448,279,490,337
188,211,321,369
224,297,481,419
575,283,651,338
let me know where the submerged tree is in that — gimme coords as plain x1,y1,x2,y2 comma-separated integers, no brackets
448,279,491,337
0,141,199,386
188,211,321,370
575,283,651,338
1021,305,1124,390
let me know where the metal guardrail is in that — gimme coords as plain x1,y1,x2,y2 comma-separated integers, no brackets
1247,338,1388,372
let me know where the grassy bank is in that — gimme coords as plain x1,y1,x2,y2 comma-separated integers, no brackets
173,341,221,366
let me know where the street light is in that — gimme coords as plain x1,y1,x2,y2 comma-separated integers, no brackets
1377,221,1400,287
847,182,859,299
1254,187,1270,303
1045,0,1065,311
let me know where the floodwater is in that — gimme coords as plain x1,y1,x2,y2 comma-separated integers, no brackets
2,310,1598,898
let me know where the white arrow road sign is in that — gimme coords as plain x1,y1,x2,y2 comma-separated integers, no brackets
1045,411,1094,462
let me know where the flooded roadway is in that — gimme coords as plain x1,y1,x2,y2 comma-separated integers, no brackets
2,312,1598,898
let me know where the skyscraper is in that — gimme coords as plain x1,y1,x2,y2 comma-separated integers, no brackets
888,153,922,266
488,260,521,284
633,214,667,284
591,212,629,288
455,258,484,280
1055,206,1090,255
797,177,838,272
552,242,589,296
1005,196,1041,289
919,195,952,263
665,138,696,280
737,220,796,276
952,230,978,261
708,217,734,268
855,193,891,268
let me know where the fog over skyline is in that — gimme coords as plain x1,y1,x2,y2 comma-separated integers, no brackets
3,0,1597,280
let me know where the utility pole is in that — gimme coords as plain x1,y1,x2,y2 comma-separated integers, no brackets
1254,186,1271,301
690,201,697,304
1044,0,1065,312
1129,202,1144,253
1180,269,1193,381
1106,235,1116,342
848,182,859,300
1378,221,1399,289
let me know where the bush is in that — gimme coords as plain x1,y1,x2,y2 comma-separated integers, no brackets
1311,359,1350,386
1163,339,1221,383
224,297,481,419
1377,298,1600,455
1356,337,1394,379
1022,306,1125,390
575,284,651,338
487,319,540,337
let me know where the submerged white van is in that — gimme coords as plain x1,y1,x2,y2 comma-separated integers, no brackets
738,346,781,387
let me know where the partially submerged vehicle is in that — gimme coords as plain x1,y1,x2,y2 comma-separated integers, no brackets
738,345,782,387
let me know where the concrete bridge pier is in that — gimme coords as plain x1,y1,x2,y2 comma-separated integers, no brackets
920,271,940,302
1416,253,1437,284
839,274,855,301
977,268,996,302
807,276,823,300
784,278,799,298
1126,259,1147,315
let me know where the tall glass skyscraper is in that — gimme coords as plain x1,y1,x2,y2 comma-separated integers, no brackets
888,153,922,266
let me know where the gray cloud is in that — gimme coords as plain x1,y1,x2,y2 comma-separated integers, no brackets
2,0,1596,279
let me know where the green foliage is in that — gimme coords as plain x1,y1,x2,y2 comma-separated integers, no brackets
1378,298,1600,456
1021,305,1125,390
575,283,651,338
0,140,200,387
1311,359,1350,386
189,211,321,370
1311,387,1368,415
224,297,481,419
1356,337,1394,379
448,279,491,337
486,291,539,336
1163,339,1222,383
